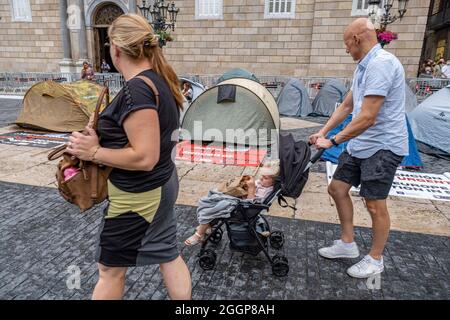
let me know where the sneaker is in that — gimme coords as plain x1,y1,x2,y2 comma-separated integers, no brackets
347,255,384,279
318,240,360,259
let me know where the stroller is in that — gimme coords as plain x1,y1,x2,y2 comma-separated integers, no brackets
197,133,324,277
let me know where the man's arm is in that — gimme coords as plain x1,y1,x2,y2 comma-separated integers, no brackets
334,95,384,144
315,95,385,149
309,91,354,144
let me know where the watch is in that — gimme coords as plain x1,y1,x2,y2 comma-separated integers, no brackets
330,136,339,146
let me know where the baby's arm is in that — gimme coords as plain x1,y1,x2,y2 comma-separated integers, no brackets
246,177,256,199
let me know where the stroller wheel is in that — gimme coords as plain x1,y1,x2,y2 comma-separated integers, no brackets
272,255,289,277
209,228,223,244
269,231,285,250
199,249,217,270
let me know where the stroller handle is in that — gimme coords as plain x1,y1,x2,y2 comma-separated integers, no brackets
310,148,325,164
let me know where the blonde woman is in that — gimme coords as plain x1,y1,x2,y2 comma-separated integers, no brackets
66,14,191,300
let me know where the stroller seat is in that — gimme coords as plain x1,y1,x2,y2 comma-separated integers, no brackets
196,134,324,278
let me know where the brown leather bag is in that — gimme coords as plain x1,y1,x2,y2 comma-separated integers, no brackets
47,76,160,212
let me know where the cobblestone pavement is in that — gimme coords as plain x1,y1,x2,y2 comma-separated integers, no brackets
0,99,21,128
0,181,448,300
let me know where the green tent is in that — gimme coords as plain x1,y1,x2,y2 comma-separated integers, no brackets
217,68,260,84
181,78,279,147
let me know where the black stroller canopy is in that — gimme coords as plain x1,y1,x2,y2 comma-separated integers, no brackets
279,133,312,199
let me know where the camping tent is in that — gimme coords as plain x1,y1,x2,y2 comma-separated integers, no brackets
310,79,348,116
181,78,279,147
408,85,450,155
15,80,106,132
277,78,313,117
321,115,423,168
216,68,260,84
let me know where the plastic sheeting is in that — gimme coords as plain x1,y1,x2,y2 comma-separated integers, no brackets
321,115,423,168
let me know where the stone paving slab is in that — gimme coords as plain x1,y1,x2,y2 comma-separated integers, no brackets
0,181,448,300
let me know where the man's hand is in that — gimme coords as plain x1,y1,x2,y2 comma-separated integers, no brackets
315,137,333,150
309,131,325,145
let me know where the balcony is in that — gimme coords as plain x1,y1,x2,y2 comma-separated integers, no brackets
427,4,450,30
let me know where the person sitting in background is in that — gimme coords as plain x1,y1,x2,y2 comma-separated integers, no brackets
182,82,193,102
81,61,95,81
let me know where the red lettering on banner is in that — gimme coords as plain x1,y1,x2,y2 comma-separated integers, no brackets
175,141,267,167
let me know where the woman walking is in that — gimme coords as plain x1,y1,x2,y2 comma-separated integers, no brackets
66,14,191,300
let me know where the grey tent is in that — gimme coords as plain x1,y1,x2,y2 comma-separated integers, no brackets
311,79,348,116
217,68,260,84
277,78,313,117
408,85,450,154
181,78,279,147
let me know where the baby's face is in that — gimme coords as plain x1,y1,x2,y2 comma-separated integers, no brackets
260,175,274,187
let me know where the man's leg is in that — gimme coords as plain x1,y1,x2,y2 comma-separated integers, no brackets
365,199,390,260
328,179,354,243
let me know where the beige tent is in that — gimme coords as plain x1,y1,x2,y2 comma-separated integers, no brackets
15,80,106,132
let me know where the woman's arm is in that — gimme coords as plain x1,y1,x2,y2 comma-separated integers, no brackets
67,108,160,171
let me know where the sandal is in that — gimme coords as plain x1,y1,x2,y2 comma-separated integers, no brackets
184,231,205,246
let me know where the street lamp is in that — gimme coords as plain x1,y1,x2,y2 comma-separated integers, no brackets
138,0,179,47
368,0,409,30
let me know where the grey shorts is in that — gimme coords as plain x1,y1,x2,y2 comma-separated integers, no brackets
333,150,403,200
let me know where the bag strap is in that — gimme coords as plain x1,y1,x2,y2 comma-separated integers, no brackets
135,75,160,108
92,86,110,131
48,144,67,161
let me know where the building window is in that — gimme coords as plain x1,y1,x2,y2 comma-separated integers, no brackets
352,0,385,16
195,0,223,20
10,0,32,22
265,0,296,19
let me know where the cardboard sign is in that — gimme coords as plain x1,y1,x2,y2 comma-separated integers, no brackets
176,141,267,167
0,131,69,148
326,162,450,202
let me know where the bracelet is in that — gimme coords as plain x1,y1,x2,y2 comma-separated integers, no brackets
90,145,101,163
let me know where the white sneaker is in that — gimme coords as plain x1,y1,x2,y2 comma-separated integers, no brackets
347,255,384,279
318,240,360,259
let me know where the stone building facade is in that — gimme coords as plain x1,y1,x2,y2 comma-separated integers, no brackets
0,0,431,77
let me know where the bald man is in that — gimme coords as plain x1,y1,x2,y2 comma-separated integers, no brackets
309,18,408,278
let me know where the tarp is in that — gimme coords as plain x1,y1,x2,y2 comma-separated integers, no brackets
277,78,313,117
15,80,106,132
321,115,423,168
311,79,348,116
408,85,450,155
217,68,260,84
181,78,279,147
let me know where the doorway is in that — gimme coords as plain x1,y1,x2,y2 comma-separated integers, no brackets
92,3,124,72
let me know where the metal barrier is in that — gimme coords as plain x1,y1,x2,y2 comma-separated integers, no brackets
1,72,448,103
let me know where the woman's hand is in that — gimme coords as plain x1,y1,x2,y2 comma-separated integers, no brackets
66,127,100,161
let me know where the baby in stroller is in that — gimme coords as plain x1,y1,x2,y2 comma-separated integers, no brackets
184,163,279,246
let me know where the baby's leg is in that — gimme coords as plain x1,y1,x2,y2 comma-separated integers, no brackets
197,223,211,235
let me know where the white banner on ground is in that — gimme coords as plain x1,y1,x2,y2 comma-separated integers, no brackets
326,162,450,202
